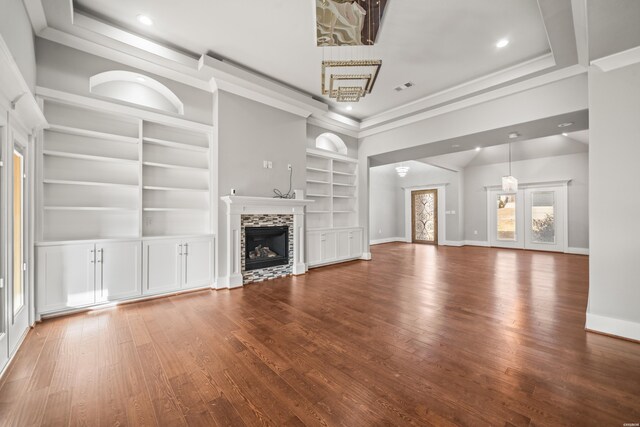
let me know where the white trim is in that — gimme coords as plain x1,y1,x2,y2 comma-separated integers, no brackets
483,179,572,190
22,0,48,33
463,240,490,247
0,36,47,131
586,313,640,342
307,148,357,163
360,252,372,261
591,45,640,72
361,53,556,130
307,116,359,138
359,65,587,138
442,241,464,247
370,237,405,245
36,87,213,133
403,184,447,245
89,70,185,115
571,0,589,67
566,247,589,255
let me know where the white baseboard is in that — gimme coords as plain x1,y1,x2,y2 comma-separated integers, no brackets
463,240,490,247
361,252,372,261
566,247,589,255
370,237,405,245
442,241,464,247
586,313,640,342
216,275,243,289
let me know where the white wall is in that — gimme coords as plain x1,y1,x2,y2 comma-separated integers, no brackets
587,63,640,341
36,38,213,125
464,152,589,248
0,0,36,92
216,90,307,279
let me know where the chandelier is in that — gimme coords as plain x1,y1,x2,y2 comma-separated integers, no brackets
502,141,518,192
316,0,387,103
396,164,410,177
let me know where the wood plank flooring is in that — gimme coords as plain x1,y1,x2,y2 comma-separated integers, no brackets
1,243,639,426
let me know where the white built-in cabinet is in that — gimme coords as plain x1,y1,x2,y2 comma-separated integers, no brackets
143,237,213,295
35,93,215,317
306,149,363,267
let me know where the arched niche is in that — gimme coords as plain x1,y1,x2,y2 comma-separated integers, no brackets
315,132,348,155
89,70,184,115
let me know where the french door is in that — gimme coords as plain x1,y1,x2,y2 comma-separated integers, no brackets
489,186,566,252
411,189,438,245
8,130,29,355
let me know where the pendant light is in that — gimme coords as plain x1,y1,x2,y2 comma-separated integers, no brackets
502,141,518,192
396,163,410,177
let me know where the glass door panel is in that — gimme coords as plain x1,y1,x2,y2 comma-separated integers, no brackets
525,187,565,252
497,194,517,241
12,150,24,316
489,190,524,249
412,189,438,244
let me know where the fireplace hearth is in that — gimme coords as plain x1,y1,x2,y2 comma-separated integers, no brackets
245,226,289,271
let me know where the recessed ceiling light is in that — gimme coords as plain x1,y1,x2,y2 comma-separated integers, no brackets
137,14,153,26
475,147,481,152
508,132,520,139
452,144,460,148
562,132,569,137
136,76,146,82
496,39,510,48
345,106,353,111
557,122,573,128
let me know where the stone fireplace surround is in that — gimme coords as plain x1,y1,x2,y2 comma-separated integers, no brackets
220,196,314,288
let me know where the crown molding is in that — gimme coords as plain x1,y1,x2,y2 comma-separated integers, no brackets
591,45,640,72
359,64,587,138
23,0,48,33
306,116,359,138
0,36,47,131
361,53,556,131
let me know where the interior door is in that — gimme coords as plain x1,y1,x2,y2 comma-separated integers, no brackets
9,135,29,354
524,187,565,252
412,189,438,244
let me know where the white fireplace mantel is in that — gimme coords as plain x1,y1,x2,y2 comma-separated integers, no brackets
220,196,314,288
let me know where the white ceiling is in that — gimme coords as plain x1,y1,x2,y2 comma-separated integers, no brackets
418,130,589,171
70,0,554,119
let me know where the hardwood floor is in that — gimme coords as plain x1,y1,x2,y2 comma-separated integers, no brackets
1,243,639,426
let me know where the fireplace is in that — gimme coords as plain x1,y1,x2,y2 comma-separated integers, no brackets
244,226,289,271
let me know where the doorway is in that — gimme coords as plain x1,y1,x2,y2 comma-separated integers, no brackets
411,189,438,244
488,185,567,252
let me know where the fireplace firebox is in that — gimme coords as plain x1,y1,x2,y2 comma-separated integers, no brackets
244,226,289,271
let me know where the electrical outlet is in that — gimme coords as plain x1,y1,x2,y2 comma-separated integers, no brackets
378,229,382,235
263,160,268,169
287,164,292,171
474,230,478,235
268,161,273,169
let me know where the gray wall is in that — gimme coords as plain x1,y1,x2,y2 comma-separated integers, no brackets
1,0,36,92
369,164,402,240
369,161,462,242
36,38,213,125
588,63,640,333
306,124,358,159
464,152,589,248
217,90,307,278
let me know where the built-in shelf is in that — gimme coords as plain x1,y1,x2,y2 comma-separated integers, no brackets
43,150,138,165
143,208,208,212
43,179,138,188
143,137,208,153
43,206,137,212
306,149,358,229
143,161,207,171
48,124,139,144
143,185,209,193
307,167,330,173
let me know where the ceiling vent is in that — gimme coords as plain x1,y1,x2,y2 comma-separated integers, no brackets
394,82,415,92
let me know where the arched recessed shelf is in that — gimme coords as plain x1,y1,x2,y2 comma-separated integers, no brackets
89,70,184,115
315,133,348,155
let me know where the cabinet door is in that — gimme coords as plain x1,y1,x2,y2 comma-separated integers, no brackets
143,239,182,295
321,231,337,263
349,229,363,258
183,238,213,289
36,244,95,314
96,241,142,302
307,232,322,265
336,230,350,260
